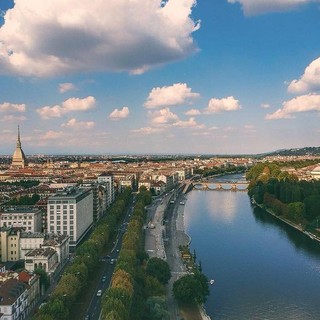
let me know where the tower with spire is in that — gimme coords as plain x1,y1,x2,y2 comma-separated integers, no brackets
11,125,27,169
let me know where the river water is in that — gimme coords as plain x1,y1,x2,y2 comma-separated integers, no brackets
184,174,320,320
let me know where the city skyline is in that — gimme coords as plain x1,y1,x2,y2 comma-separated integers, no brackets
0,0,320,155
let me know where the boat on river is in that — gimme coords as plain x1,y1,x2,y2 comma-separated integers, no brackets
209,279,215,285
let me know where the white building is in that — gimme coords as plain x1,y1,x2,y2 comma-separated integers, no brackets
47,188,93,248
20,232,69,263
311,166,320,180
97,173,115,207
24,247,59,275
0,207,42,233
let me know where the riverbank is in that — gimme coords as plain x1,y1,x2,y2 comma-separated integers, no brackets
252,199,320,244
165,191,211,320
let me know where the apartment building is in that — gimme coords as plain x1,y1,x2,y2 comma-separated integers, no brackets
0,227,23,262
97,173,115,207
0,207,43,233
0,278,28,319
47,188,93,248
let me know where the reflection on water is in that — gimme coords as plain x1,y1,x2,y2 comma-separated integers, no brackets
184,176,320,320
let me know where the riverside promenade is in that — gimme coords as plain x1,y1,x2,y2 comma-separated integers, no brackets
145,189,211,320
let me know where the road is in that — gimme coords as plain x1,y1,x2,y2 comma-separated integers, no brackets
84,201,134,320
145,189,189,320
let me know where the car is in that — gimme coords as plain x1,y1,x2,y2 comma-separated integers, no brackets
96,290,102,297
102,276,107,282
84,315,90,320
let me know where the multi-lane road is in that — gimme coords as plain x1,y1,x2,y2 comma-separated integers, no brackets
84,201,134,320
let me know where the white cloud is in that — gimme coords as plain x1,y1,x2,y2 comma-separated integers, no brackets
265,94,320,120
227,0,319,15
149,107,179,125
204,96,241,114
0,115,26,122
37,96,96,119
109,107,130,121
144,83,200,108
0,0,199,77
185,108,201,116
42,130,64,140
59,82,76,93
261,103,271,109
244,124,256,132
288,57,320,94
173,117,205,129
0,102,26,113
131,127,164,135
61,118,94,129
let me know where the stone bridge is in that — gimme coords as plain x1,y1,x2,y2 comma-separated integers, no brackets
192,180,249,191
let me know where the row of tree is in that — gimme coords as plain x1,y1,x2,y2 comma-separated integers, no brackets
33,188,132,320
194,165,246,177
248,162,320,231
101,187,171,320
6,194,40,206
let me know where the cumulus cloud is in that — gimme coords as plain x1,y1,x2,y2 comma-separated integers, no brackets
144,83,200,108
0,0,199,77
0,115,26,122
0,102,26,113
59,82,76,93
227,0,319,15
109,107,130,121
61,118,94,129
37,96,96,119
265,93,320,120
204,96,241,114
131,127,164,135
149,107,179,124
42,130,64,140
173,117,205,129
288,57,320,94
185,108,201,116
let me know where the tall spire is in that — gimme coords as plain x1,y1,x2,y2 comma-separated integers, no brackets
11,125,27,169
17,125,21,148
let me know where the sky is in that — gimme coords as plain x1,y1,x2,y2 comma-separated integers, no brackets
0,0,320,155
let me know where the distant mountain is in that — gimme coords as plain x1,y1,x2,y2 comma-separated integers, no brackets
262,147,320,157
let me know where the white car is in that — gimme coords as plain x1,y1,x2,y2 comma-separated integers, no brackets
96,290,102,297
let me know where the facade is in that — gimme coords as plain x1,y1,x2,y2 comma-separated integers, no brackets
97,173,115,207
47,188,93,248
24,247,59,275
0,227,22,262
310,166,320,180
0,278,28,320
19,232,44,260
18,271,41,315
11,126,27,169
0,207,43,233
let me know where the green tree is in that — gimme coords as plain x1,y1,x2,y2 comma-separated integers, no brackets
287,202,304,223
173,272,209,305
38,298,69,320
146,257,171,285
34,268,50,290
145,296,170,320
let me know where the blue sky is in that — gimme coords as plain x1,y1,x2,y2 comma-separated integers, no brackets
0,0,320,155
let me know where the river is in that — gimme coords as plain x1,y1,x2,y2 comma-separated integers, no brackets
184,174,320,320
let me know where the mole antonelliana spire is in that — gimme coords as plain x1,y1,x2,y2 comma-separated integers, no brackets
11,125,27,169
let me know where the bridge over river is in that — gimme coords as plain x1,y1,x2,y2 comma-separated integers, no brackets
186,180,249,192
